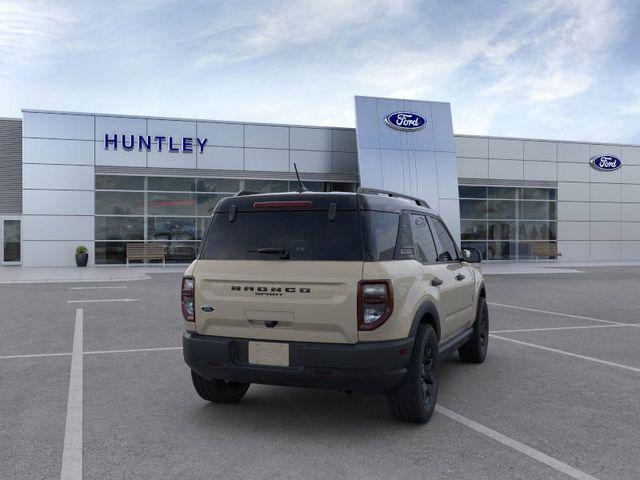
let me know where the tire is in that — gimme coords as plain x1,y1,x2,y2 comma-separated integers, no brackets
386,324,440,424
190,371,250,403
458,296,489,363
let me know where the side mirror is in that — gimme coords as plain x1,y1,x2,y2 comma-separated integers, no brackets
462,247,482,263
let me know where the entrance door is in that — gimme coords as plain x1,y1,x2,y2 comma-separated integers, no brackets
1,218,21,264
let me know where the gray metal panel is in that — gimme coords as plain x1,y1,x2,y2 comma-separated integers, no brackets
94,165,358,183
458,177,558,188
289,150,332,173
355,96,459,242
290,127,332,151
22,112,94,140
196,122,244,147
332,129,357,152
0,119,22,214
244,125,289,149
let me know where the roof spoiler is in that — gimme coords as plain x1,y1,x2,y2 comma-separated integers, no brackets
357,187,430,208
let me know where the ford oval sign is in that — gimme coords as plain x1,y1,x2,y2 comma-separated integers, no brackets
590,154,622,172
384,112,427,131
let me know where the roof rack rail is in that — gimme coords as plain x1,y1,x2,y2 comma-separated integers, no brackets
357,187,430,208
235,190,259,196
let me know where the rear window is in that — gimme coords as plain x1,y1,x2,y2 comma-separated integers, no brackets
200,210,364,261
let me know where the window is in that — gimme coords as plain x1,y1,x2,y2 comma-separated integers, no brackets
245,179,288,193
146,192,196,216
95,175,144,190
148,217,196,241
94,175,358,264
196,194,231,216
410,214,438,263
196,178,240,193
364,211,399,261
148,176,195,192
458,185,557,260
3,219,20,263
95,191,144,215
94,216,144,241
430,217,458,262
200,210,363,261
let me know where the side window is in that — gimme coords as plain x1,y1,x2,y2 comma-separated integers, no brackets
366,211,399,261
410,214,438,263
394,212,417,260
430,217,458,262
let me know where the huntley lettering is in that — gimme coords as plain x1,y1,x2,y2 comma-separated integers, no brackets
104,134,208,153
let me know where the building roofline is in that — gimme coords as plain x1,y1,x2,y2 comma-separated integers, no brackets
20,108,355,131
354,95,451,106
454,133,640,148
18,109,639,148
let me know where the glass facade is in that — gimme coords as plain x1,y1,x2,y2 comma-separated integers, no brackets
3,219,21,263
459,186,557,260
94,175,357,264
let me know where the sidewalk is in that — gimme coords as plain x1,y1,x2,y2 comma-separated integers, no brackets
481,260,640,275
2,260,639,283
0,265,187,283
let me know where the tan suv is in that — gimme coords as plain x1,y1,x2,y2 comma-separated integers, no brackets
182,188,488,423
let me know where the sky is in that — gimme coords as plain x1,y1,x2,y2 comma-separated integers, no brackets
1,0,639,143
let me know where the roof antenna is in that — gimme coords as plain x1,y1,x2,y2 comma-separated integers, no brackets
293,163,307,193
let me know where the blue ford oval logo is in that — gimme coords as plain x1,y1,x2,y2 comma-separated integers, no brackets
590,154,622,171
384,112,427,131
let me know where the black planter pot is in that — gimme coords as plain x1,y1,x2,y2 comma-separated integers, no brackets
75,253,88,267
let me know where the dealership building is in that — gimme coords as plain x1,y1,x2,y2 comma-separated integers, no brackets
1,95,639,267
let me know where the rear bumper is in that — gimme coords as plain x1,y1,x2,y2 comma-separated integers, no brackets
183,332,414,394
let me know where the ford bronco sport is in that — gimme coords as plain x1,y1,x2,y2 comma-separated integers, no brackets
182,187,488,423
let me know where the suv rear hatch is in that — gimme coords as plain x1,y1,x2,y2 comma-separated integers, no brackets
193,194,363,344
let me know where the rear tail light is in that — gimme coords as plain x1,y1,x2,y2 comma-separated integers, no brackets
358,280,393,331
181,276,195,322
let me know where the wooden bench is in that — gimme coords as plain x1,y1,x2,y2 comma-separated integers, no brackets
126,244,165,266
530,243,562,262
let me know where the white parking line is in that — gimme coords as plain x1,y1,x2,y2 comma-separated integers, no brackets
69,286,127,290
0,351,71,360
436,405,600,480
60,309,83,480
488,302,624,326
66,298,139,304
491,323,640,334
491,334,640,373
84,346,181,355
0,346,182,360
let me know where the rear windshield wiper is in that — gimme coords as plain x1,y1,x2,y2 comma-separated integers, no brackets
248,247,290,259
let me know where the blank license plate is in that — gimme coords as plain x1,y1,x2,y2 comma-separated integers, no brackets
248,341,289,367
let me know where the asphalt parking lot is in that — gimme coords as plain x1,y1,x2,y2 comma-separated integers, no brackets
1,267,639,480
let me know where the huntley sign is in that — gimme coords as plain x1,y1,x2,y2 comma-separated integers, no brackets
104,134,208,153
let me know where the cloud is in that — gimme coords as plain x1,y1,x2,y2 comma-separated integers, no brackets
190,0,417,68
0,0,76,69
0,0,636,143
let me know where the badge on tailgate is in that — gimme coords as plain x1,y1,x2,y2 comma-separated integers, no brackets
248,341,290,367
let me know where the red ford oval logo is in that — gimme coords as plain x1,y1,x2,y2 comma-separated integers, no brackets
590,154,622,171
384,112,427,131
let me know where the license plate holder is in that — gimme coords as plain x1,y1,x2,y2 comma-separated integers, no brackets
248,341,289,367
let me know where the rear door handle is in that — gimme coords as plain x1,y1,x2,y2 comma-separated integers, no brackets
456,273,466,281
431,277,443,287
